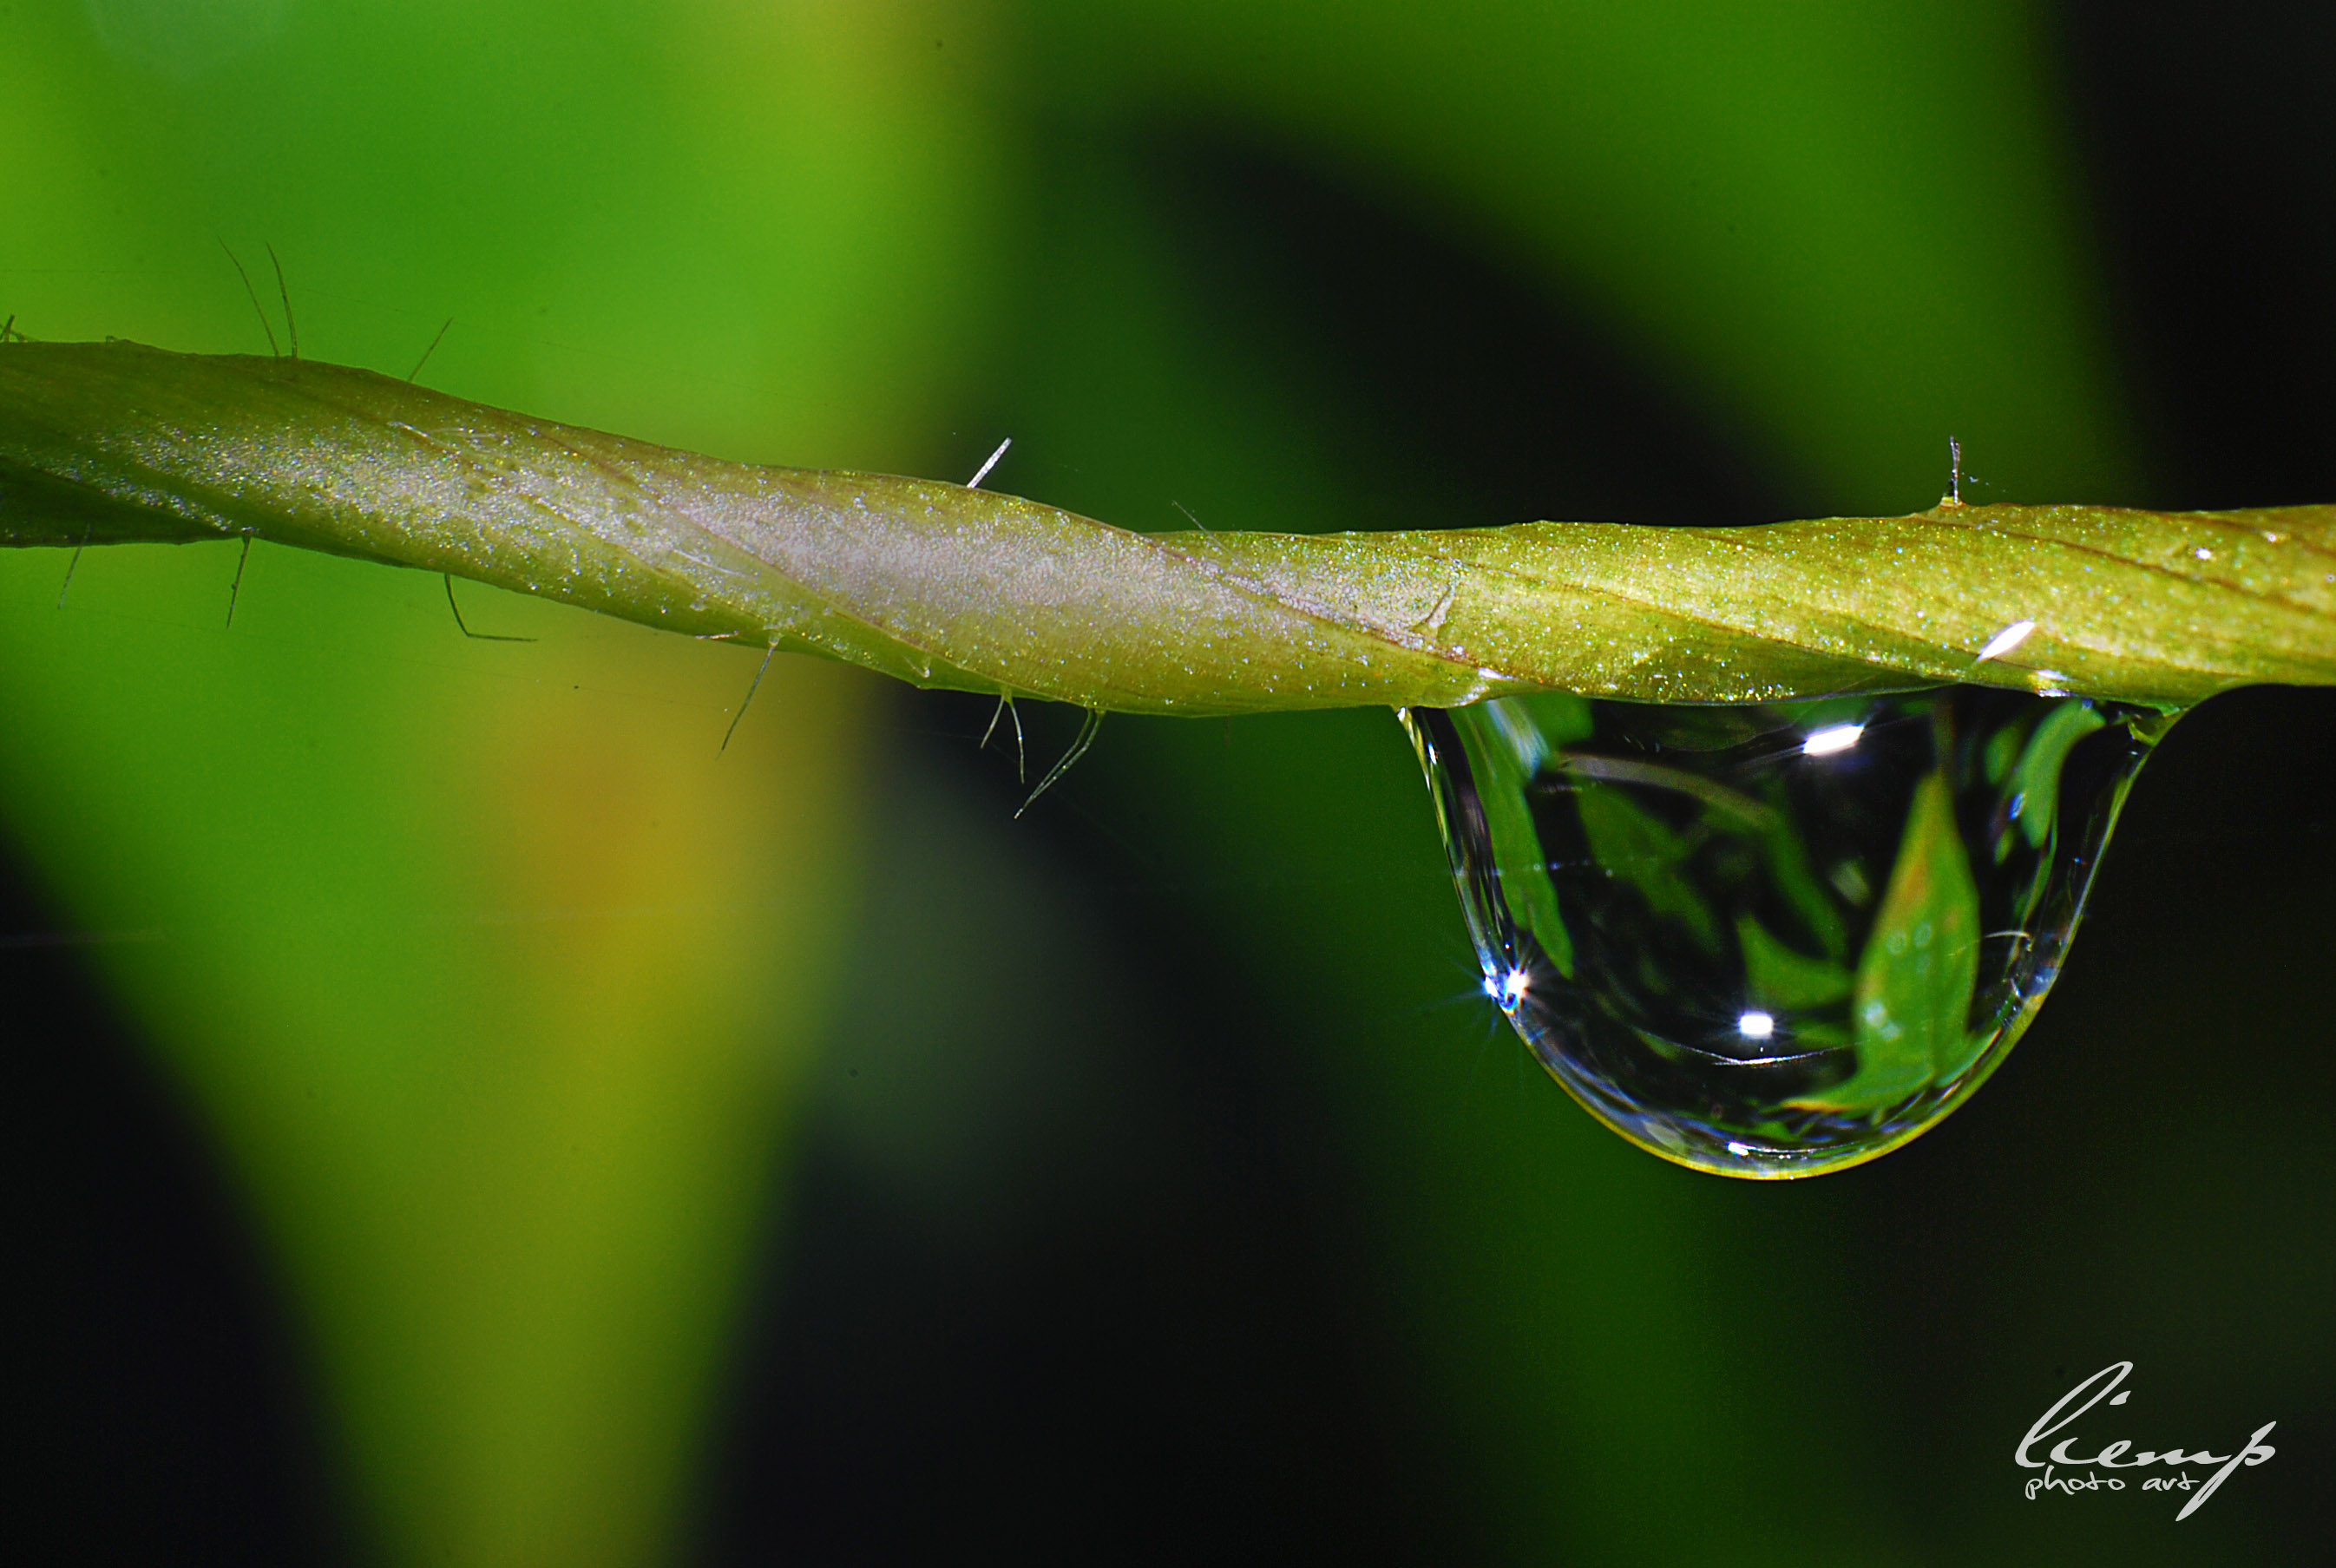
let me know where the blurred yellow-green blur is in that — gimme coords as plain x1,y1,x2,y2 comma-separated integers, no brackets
4,3,1014,1561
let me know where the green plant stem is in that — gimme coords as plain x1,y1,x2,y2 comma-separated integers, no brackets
5,339,2332,711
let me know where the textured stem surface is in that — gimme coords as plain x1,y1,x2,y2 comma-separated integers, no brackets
5,339,2331,712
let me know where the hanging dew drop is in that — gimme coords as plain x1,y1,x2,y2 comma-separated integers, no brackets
1402,687,2179,1178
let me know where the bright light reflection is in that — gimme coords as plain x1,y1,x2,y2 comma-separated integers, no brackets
1484,968,1530,1009
1737,1010,1776,1040
1977,618,2037,662
1801,722,1863,758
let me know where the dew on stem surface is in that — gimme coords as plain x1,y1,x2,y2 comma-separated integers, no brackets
1404,686,2177,1177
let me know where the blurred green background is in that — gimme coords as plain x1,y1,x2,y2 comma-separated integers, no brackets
3,2,2328,1563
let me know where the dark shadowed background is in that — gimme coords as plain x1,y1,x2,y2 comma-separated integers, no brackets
5,3,2329,1563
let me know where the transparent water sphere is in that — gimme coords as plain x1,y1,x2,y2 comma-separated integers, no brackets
1403,688,2177,1178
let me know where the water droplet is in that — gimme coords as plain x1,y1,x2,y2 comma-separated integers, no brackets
1403,687,2177,1178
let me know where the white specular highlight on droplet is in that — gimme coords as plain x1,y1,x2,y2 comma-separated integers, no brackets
1484,968,1529,1009
1802,723,1863,758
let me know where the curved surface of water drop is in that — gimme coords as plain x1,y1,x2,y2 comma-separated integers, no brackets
1404,688,2176,1178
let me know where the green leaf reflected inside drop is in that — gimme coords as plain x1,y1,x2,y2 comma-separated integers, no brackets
1821,769,1983,1112
1404,687,2175,1178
